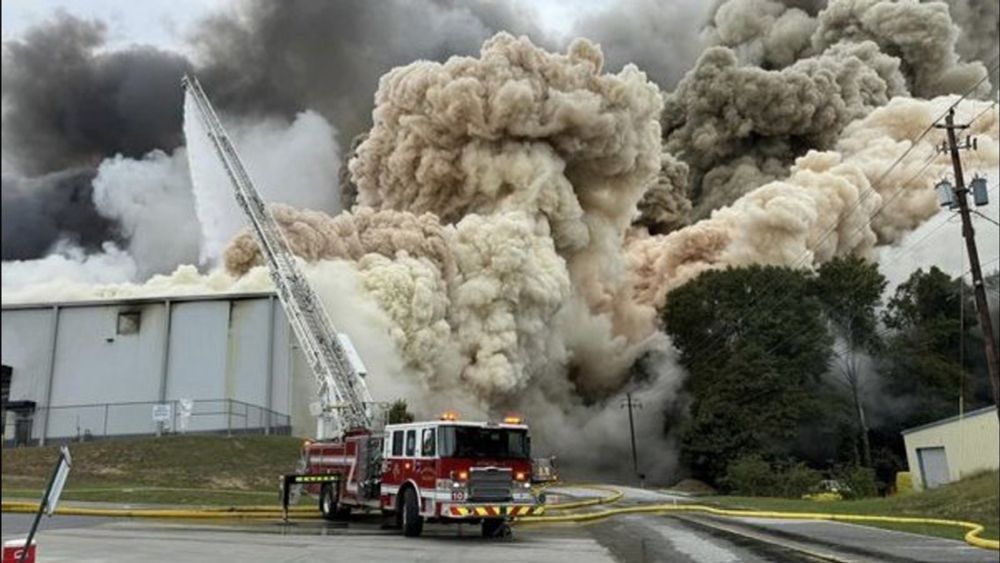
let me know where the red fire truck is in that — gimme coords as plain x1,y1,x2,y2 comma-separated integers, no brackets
291,413,544,537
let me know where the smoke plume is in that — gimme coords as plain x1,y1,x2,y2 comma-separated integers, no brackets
191,0,551,143
628,96,1000,310
652,0,994,232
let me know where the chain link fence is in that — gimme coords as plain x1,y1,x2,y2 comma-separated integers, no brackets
2,399,290,447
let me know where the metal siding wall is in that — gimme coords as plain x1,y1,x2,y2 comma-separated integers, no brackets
165,300,229,400
270,306,292,418
227,299,270,407
289,342,315,437
1,309,54,406
46,304,166,439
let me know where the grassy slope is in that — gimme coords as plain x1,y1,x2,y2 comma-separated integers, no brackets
2,435,304,506
709,470,999,542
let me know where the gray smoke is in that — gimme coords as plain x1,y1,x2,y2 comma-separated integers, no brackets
648,0,995,231
1,13,190,175
570,0,714,90
662,40,908,219
939,0,1000,91
192,0,551,143
1,169,117,260
1,13,190,260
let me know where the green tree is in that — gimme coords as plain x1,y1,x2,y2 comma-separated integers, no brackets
663,265,833,484
880,266,991,427
387,399,415,424
813,256,887,468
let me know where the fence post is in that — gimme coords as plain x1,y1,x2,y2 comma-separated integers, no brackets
103,403,109,438
226,400,232,437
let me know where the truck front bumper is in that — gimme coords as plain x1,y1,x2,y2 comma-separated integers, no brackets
441,504,544,518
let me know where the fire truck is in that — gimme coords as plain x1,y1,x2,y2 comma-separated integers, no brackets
183,76,543,537
299,414,542,536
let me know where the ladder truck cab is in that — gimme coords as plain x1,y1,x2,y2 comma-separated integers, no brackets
301,413,543,537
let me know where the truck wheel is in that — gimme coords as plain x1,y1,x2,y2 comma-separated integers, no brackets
319,483,338,521
401,488,423,537
481,518,507,538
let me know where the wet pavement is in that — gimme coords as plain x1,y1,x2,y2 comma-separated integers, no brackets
3,488,997,562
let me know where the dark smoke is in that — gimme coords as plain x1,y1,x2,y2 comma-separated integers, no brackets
1,170,118,260
192,0,550,142
2,12,191,175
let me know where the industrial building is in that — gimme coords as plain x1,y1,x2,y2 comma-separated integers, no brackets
902,405,999,490
1,292,319,445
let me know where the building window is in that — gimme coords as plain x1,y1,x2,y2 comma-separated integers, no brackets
117,311,141,335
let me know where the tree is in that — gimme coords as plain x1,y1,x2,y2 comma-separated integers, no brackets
880,267,992,427
813,256,887,468
387,399,415,424
663,265,833,484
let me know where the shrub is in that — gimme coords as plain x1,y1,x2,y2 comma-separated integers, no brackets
837,465,880,499
780,462,822,497
723,455,780,496
724,456,821,497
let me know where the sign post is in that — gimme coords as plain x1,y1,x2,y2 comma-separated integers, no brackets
17,446,71,563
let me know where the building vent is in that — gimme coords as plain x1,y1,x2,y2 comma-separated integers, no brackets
117,311,141,335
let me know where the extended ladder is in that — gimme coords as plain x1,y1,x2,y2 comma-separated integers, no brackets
182,75,372,436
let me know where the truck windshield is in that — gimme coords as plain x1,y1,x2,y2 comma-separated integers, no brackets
438,426,529,459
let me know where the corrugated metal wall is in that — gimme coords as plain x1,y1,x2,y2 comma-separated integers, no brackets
1,294,304,443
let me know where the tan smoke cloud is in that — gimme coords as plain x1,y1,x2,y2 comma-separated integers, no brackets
349,31,664,342
629,96,1000,310
225,204,455,281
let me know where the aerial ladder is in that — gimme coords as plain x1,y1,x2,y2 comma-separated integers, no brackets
182,75,373,440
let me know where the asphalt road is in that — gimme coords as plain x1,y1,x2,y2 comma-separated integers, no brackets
2,486,996,563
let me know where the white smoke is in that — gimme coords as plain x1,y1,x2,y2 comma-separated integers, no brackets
1,241,137,302
91,148,200,278
184,97,342,266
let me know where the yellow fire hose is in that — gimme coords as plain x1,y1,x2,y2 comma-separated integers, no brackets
516,497,999,551
3,485,996,551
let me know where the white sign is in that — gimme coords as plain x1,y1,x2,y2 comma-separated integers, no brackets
46,446,72,516
152,403,172,422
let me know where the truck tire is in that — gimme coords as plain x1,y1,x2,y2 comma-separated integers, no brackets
482,518,506,538
401,487,423,537
320,483,338,521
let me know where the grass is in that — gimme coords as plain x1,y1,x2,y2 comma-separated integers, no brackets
707,470,999,543
2,434,305,507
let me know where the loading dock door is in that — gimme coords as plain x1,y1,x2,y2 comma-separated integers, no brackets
917,447,950,489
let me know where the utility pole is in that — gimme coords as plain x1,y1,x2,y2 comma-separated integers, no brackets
936,108,1000,420
620,393,643,484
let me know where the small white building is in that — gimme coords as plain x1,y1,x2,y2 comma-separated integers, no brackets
1,293,318,445
902,405,999,490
